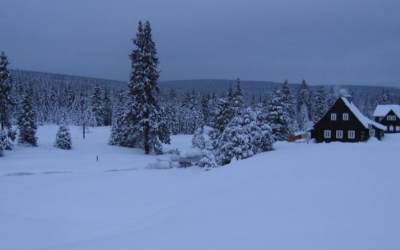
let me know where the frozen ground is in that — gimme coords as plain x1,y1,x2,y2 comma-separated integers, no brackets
1,126,399,250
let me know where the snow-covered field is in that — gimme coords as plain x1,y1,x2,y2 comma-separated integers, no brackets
1,126,400,250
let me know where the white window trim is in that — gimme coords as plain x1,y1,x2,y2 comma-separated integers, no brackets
343,113,349,121
324,130,331,139
336,130,343,139
348,130,355,139
331,113,337,121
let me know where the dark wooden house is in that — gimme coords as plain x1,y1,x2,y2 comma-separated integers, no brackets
373,105,400,133
312,97,386,142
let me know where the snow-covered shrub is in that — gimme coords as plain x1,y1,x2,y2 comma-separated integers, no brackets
176,149,203,168
146,159,174,169
54,125,72,150
0,129,7,157
192,126,215,150
215,108,274,165
192,126,219,168
198,150,218,168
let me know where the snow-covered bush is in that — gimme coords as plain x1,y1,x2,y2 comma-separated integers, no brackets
54,125,72,150
215,108,274,165
0,129,7,157
198,150,218,168
192,126,215,150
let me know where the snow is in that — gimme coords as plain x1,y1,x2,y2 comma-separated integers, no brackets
1,125,400,250
341,97,386,130
373,104,400,118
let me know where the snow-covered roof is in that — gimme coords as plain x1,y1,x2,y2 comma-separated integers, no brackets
341,97,386,131
373,104,400,118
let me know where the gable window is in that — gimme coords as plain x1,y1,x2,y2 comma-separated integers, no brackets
331,113,337,121
387,115,397,121
336,130,343,139
348,130,355,139
342,113,349,121
324,130,331,139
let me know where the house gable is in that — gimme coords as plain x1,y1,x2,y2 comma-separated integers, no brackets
314,98,366,131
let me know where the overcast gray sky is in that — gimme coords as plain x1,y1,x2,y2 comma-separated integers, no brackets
1,0,399,86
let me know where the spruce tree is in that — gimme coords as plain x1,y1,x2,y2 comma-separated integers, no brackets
312,87,328,123
231,78,244,115
280,80,297,132
200,94,210,126
0,52,13,131
266,88,291,141
54,125,72,150
17,92,37,146
110,91,128,145
297,80,312,130
91,85,106,126
124,20,170,154
211,86,239,134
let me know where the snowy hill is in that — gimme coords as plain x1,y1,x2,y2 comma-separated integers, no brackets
1,125,400,250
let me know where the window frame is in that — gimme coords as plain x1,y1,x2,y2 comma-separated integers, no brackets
324,130,331,139
331,113,337,121
336,130,343,139
348,130,355,139
342,113,349,121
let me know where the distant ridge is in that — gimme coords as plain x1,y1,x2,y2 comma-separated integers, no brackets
11,69,400,98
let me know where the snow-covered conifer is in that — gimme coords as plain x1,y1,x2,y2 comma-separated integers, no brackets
192,126,215,151
17,92,37,146
122,21,170,154
91,85,107,126
0,52,14,133
296,80,312,130
265,89,291,141
216,108,258,165
312,87,328,123
109,91,128,145
54,125,72,150
255,109,275,152
0,129,7,157
211,93,235,133
231,78,244,115
280,80,297,132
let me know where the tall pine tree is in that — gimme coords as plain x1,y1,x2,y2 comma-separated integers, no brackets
124,20,170,154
